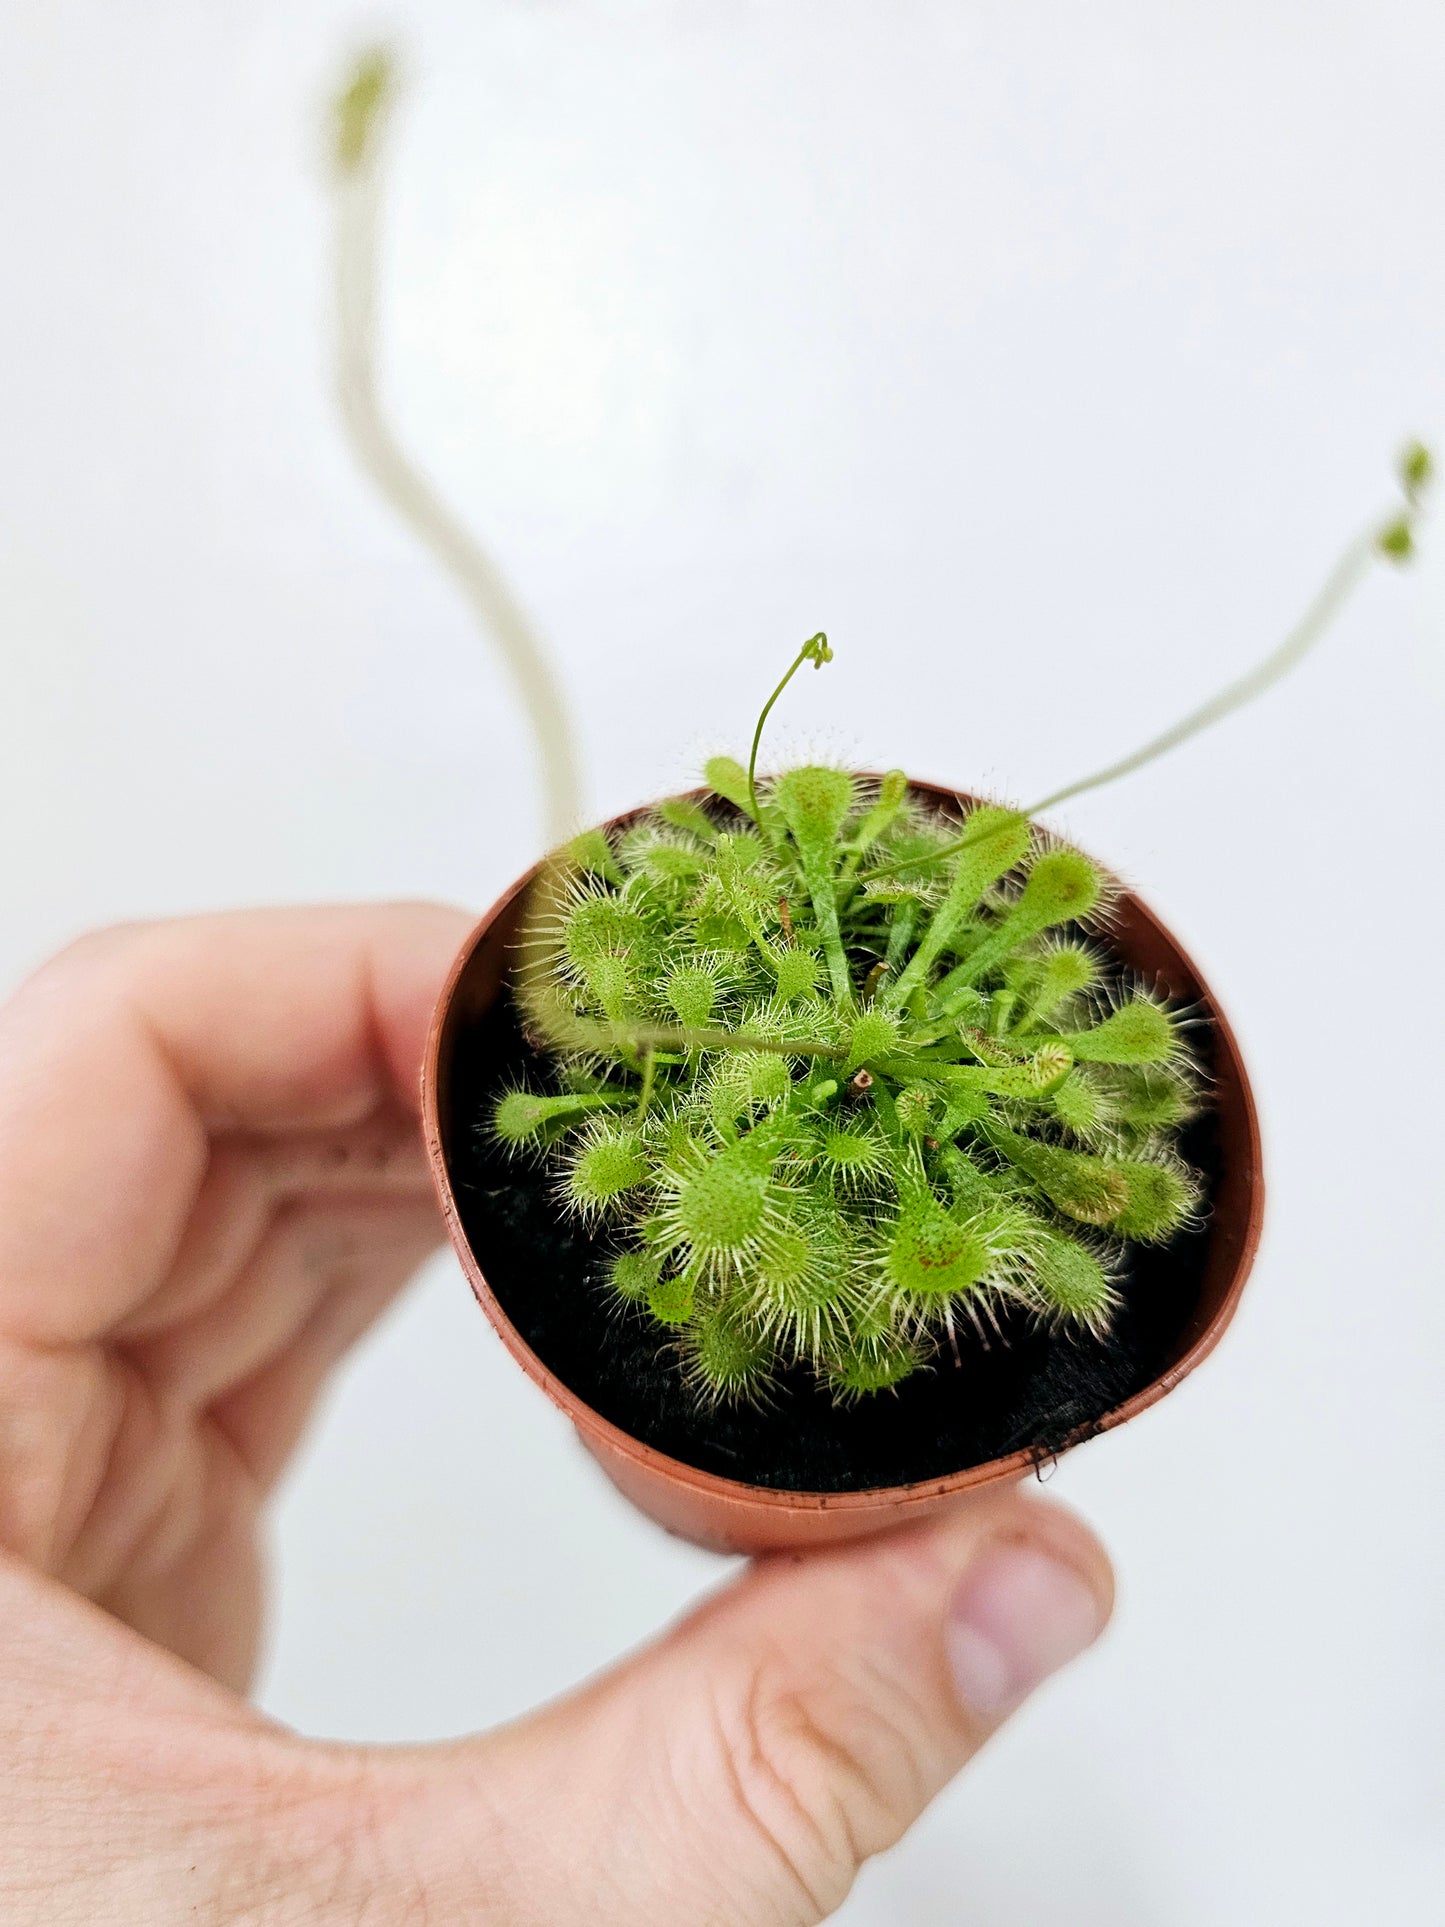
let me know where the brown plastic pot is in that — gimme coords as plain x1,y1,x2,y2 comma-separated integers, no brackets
422,779,1264,1555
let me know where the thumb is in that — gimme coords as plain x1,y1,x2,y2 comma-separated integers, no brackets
363,1489,1112,1925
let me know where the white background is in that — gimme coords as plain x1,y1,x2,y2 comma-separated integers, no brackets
3,3,1444,1920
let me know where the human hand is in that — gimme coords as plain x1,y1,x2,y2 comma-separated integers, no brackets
0,906,1112,1924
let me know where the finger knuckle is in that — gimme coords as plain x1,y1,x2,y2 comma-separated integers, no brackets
712,1650,936,1918
19,922,150,998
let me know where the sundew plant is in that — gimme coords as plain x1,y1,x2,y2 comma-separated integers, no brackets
327,51,1434,1406
493,438,1432,1405
500,686,1195,1403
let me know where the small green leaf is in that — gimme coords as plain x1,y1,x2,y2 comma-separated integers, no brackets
565,1127,648,1216
825,1332,918,1397
647,1273,695,1325
568,828,623,885
704,755,755,816
773,766,856,853
1033,1234,1116,1329
687,1306,772,1400
1064,999,1177,1065
844,1008,901,1071
773,948,820,1002
673,1136,778,1256
884,1192,992,1301
883,806,1031,1008
610,1249,663,1302
1111,1159,1196,1242
664,965,719,1029
658,796,717,841
493,1089,619,1149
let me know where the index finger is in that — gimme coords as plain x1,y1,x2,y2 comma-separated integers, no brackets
0,902,473,1343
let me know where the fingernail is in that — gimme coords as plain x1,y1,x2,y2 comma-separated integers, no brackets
946,1540,1106,1721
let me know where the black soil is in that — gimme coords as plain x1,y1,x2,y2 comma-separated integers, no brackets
445,993,1219,1493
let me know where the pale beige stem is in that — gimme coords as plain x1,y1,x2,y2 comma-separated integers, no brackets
1023,531,1379,819
333,120,582,851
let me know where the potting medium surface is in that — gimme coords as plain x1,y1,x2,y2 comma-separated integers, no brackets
446,992,1218,1492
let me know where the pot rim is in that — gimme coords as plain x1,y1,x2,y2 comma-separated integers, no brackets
421,775,1265,1512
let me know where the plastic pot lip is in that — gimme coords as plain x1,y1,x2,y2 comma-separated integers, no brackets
422,776,1265,1514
